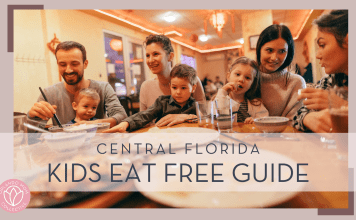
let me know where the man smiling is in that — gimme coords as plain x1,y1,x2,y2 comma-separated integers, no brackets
28,41,127,127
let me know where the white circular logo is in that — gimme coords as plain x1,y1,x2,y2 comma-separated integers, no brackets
3,185,24,206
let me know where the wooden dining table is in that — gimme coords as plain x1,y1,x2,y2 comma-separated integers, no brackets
26,122,349,209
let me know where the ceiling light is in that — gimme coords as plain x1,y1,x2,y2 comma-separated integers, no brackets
199,35,209,42
210,12,226,32
164,16,175,22
163,11,177,22
95,10,242,53
205,10,235,38
237,38,244,44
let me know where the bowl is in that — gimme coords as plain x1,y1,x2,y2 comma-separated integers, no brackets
96,122,111,133
63,124,98,140
254,117,289,133
43,132,87,152
48,124,72,133
13,133,25,147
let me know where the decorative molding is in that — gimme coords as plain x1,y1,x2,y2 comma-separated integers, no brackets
47,33,61,54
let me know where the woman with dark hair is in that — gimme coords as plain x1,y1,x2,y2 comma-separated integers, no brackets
293,10,348,133
140,34,205,126
256,24,306,119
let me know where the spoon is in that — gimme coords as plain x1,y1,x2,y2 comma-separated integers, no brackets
24,123,50,133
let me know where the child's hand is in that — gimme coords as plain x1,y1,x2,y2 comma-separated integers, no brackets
222,82,237,93
244,117,254,124
103,122,129,133
185,114,198,123
156,114,193,127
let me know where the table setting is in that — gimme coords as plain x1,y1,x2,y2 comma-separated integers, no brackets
12,97,349,208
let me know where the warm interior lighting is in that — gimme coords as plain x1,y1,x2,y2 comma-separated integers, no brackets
163,11,177,23
164,31,183,37
110,39,123,51
210,12,226,32
294,10,314,40
237,38,244,44
130,59,144,63
199,35,208,42
95,10,242,53
206,11,231,38
164,16,175,22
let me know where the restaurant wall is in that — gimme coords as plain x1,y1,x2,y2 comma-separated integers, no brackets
292,40,307,74
241,10,273,60
47,10,155,83
199,52,227,83
195,52,205,80
14,10,49,113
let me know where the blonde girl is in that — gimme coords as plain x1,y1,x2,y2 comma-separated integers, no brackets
216,56,268,123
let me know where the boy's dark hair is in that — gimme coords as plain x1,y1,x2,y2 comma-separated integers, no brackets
144,34,174,55
313,10,348,48
55,41,87,62
170,64,197,86
74,88,100,104
228,56,262,106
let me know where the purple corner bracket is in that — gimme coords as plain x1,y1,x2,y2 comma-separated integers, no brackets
318,168,354,215
7,5,44,52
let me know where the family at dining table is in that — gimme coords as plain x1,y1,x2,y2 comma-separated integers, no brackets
27,10,348,134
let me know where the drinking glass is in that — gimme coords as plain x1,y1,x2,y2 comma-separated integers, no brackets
195,101,213,128
298,86,336,148
329,87,348,133
13,112,32,173
328,87,348,160
214,97,233,133
13,112,28,147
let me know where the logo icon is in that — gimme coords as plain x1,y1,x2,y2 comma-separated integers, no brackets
4,185,24,206
0,179,30,213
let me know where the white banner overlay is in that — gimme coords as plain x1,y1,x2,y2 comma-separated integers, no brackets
11,130,348,192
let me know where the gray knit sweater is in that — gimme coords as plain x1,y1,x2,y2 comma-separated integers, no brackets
261,70,306,119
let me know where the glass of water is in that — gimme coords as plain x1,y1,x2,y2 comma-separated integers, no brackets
214,97,233,133
195,101,213,128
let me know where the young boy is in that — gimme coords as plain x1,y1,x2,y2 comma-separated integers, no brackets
69,88,100,124
104,64,198,132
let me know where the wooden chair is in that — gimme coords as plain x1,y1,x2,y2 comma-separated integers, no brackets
118,96,133,116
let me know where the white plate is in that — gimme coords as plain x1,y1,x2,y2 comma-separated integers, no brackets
129,127,220,150
135,148,307,208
